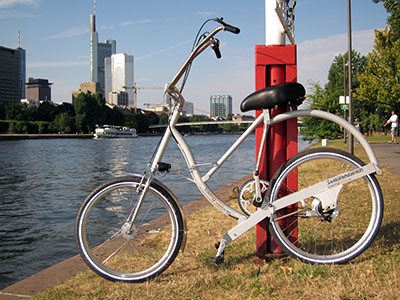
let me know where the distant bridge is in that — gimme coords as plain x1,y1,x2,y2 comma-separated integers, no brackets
149,120,303,129
148,120,253,129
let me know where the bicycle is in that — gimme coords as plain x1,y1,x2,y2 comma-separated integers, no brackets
75,18,383,282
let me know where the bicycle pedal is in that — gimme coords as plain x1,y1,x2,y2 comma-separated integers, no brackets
209,255,224,266
157,162,171,173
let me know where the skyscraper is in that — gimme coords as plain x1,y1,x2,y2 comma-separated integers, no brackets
89,4,116,91
0,45,22,103
18,48,26,99
105,53,134,107
210,95,232,118
26,78,52,102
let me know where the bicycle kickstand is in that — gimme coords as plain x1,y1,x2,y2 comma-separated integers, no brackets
209,238,227,265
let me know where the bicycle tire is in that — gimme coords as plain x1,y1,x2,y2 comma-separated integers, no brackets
75,175,184,282
267,148,383,264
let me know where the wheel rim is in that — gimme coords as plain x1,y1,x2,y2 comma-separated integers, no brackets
269,151,382,263
77,181,181,281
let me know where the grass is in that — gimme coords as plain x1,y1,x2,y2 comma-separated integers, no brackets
32,137,400,300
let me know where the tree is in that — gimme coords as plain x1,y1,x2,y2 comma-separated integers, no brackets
373,0,400,41
51,112,76,133
145,111,159,125
5,103,26,120
301,81,343,141
0,103,5,119
355,28,400,114
73,93,98,133
159,113,169,125
302,51,369,140
37,101,57,122
124,112,149,133
94,92,107,125
25,105,38,121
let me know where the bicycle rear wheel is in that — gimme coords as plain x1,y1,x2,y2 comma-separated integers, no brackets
75,176,184,282
267,148,383,264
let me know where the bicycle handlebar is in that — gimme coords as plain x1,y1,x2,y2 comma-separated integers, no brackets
214,17,240,34
168,18,240,89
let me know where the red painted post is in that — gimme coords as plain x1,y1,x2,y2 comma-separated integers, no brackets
255,44,298,262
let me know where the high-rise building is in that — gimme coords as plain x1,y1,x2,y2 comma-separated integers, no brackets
105,53,134,107
72,81,102,103
18,47,26,99
89,8,116,91
210,95,232,118
109,90,129,106
26,78,52,102
0,45,25,103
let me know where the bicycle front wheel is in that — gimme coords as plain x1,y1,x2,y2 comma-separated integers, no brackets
267,148,383,264
75,176,184,282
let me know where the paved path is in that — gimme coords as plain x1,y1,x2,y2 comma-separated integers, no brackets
371,143,400,178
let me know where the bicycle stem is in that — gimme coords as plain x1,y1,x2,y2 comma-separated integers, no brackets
168,26,224,89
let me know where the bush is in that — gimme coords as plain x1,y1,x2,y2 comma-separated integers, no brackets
0,120,9,133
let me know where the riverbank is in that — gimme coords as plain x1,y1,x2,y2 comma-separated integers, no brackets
0,175,251,300
1,138,398,299
0,134,93,140
25,142,400,300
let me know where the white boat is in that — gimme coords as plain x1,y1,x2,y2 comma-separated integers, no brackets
94,125,138,139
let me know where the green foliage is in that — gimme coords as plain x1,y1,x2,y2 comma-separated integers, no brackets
302,81,342,141
5,102,26,121
0,103,5,119
51,112,76,133
145,111,160,125
373,0,400,41
302,50,385,139
159,113,169,125
9,120,38,134
0,120,9,132
37,101,57,122
355,28,400,114
25,105,38,121
123,112,149,133
73,93,98,133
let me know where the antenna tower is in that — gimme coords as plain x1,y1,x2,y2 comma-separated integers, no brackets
18,30,20,48
94,0,96,15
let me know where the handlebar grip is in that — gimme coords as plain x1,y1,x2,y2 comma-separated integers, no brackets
215,17,240,34
224,24,240,34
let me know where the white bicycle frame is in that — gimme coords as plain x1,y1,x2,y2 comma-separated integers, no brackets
130,24,382,254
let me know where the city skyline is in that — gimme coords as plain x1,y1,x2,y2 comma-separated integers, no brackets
0,0,389,114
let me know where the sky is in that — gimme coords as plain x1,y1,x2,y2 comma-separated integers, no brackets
0,0,389,114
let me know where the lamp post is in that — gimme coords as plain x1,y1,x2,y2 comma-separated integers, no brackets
343,59,347,144
347,0,354,154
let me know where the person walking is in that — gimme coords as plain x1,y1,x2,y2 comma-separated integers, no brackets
384,110,399,143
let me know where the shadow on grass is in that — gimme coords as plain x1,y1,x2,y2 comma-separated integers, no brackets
375,221,400,249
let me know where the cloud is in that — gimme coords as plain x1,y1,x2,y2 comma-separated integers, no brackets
0,0,40,8
99,18,152,30
42,25,89,40
297,29,378,89
119,18,152,27
135,40,192,61
27,61,88,68
0,9,34,19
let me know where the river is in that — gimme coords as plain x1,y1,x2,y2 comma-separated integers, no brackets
0,134,313,289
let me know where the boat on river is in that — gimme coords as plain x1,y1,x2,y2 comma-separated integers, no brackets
94,125,138,139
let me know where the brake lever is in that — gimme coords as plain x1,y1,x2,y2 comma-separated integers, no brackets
211,38,222,59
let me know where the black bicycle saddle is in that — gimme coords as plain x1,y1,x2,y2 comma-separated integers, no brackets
240,82,305,112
